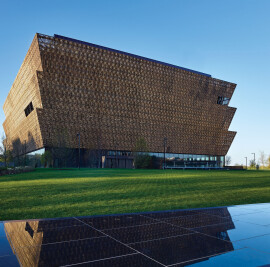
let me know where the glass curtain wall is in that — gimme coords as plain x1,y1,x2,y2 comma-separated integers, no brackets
107,150,224,168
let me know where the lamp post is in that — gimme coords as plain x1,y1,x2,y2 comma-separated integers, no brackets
163,137,167,170
77,132,80,169
245,157,247,169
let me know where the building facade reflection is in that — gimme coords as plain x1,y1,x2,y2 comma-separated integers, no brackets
4,208,236,266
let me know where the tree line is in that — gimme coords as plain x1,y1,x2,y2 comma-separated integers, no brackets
225,151,270,169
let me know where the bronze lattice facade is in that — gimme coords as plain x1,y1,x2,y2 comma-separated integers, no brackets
3,33,237,168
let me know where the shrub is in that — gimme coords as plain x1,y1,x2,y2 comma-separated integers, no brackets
0,166,35,176
134,153,151,169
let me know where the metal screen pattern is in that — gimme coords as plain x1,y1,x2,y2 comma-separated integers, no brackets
3,33,237,156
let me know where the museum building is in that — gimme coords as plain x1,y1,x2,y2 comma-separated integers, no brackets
3,33,237,168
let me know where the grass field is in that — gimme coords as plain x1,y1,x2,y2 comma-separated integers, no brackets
1,168,270,221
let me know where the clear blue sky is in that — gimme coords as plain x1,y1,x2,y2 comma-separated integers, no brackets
1,0,269,165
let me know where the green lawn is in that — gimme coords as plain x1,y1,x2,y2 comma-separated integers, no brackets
1,168,270,221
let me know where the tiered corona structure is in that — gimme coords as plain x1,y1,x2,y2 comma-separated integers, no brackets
3,33,237,168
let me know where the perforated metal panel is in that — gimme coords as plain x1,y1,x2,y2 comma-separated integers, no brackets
3,33,237,157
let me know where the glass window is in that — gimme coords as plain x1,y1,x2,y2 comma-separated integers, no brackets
217,96,223,105
24,102,34,117
223,97,230,105
217,96,230,105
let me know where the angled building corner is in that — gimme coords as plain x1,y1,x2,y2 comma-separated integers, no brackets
3,34,44,156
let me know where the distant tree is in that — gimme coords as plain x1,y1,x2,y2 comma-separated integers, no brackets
225,155,232,166
41,151,52,167
133,138,151,169
249,159,256,169
40,153,45,166
267,155,270,169
0,133,13,167
12,138,24,166
134,138,148,153
259,151,266,167
27,153,42,168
